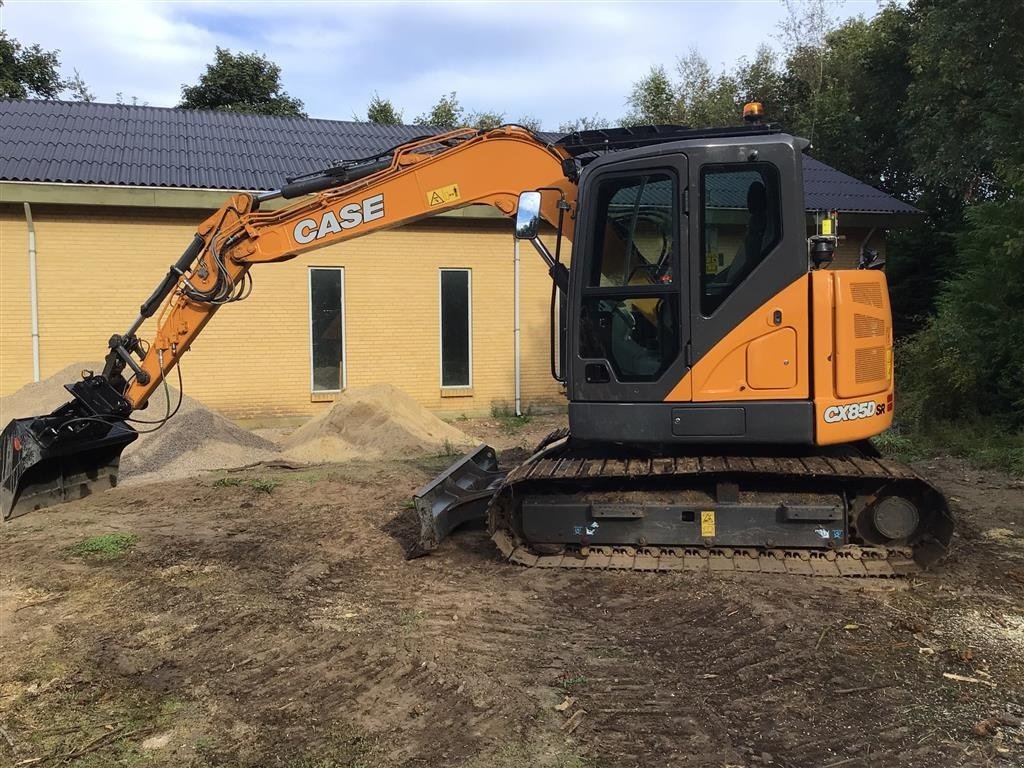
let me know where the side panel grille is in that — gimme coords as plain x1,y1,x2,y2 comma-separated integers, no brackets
850,282,883,308
855,347,886,383
854,314,885,339
834,274,892,398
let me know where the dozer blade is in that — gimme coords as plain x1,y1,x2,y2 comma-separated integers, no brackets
414,444,507,553
1,415,137,521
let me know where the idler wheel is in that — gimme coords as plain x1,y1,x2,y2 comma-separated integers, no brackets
871,496,920,542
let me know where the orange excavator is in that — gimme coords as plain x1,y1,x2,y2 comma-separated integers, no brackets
0,116,952,576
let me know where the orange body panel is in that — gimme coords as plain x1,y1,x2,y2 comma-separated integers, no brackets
125,127,573,408
747,328,798,390
663,277,810,402
811,270,894,445
662,270,894,446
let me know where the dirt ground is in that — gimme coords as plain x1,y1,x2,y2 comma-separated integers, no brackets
2,415,1023,768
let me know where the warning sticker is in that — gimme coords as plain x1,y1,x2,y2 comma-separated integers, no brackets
426,183,460,207
700,510,716,538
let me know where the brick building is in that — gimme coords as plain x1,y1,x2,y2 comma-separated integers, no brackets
0,100,920,419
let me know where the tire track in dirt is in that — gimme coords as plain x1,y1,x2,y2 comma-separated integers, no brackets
5,453,1020,767
545,575,1010,768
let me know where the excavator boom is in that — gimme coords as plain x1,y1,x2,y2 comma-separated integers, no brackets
1,126,573,520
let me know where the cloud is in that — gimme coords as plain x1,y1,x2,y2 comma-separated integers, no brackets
1,0,874,127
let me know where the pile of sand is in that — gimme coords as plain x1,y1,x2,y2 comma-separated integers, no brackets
0,362,105,421
283,384,474,463
1,367,474,484
0,362,278,484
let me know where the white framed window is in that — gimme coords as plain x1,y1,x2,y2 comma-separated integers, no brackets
439,268,472,388
308,267,346,392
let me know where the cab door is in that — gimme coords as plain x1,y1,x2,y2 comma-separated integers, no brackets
685,139,808,385
569,154,691,403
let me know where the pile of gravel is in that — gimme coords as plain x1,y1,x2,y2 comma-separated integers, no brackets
0,362,279,484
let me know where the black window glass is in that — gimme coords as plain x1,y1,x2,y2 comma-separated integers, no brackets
440,270,471,387
579,295,678,382
589,173,675,287
310,268,343,391
701,163,782,316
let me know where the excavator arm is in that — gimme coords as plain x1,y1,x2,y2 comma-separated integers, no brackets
1,126,575,520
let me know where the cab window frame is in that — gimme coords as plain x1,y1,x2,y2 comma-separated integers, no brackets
586,170,679,290
699,161,783,317
579,166,681,383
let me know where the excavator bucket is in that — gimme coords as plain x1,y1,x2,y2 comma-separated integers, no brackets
1,411,137,521
414,444,507,554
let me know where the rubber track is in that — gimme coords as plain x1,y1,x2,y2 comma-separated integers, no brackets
489,446,946,578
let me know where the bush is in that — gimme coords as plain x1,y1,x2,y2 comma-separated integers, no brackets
897,197,1024,430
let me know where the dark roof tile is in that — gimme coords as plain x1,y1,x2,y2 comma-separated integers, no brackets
0,99,919,214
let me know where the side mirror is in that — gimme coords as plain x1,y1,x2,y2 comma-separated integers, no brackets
515,191,542,240
859,246,885,270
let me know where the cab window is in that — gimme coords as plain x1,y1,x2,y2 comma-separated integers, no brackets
589,173,675,287
700,163,782,315
580,170,679,383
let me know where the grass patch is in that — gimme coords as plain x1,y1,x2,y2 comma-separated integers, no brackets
398,609,424,635
249,478,279,494
70,533,137,559
279,725,378,768
556,674,589,692
491,402,534,433
212,475,280,493
9,683,189,767
874,418,1024,475
461,741,594,768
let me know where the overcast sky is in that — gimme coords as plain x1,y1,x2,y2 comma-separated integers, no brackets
2,0,879,128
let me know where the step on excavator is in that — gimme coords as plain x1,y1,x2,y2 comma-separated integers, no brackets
0,109,953,576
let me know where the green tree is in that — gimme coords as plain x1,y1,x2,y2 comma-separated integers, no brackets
776,0,837,147
625,48,781,129
899,197,1024,431
675,49,739,127
413,92,465,130
906,0,1024,205
624,65,677,124
468,110,505,130
365,92,403,125
0,30,93,100
64,69,94,102
733,45,785,121
179,47,305,117
558,114,611,133
516,115,543,132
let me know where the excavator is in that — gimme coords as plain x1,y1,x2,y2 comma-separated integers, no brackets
0,110,952,576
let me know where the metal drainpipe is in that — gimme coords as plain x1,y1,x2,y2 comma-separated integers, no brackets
24,202,40,382
513,238,522,417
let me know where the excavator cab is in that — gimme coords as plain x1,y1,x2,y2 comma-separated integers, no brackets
425,125,951,570
554,129,811,445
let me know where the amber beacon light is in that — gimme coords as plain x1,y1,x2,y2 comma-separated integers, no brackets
742,101,765,124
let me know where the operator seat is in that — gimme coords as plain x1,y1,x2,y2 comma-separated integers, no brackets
726,180,772,285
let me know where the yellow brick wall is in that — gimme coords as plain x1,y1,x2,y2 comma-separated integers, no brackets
0,210,33,396
830,227,886,271
0,204,565,418
0,203,892,420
